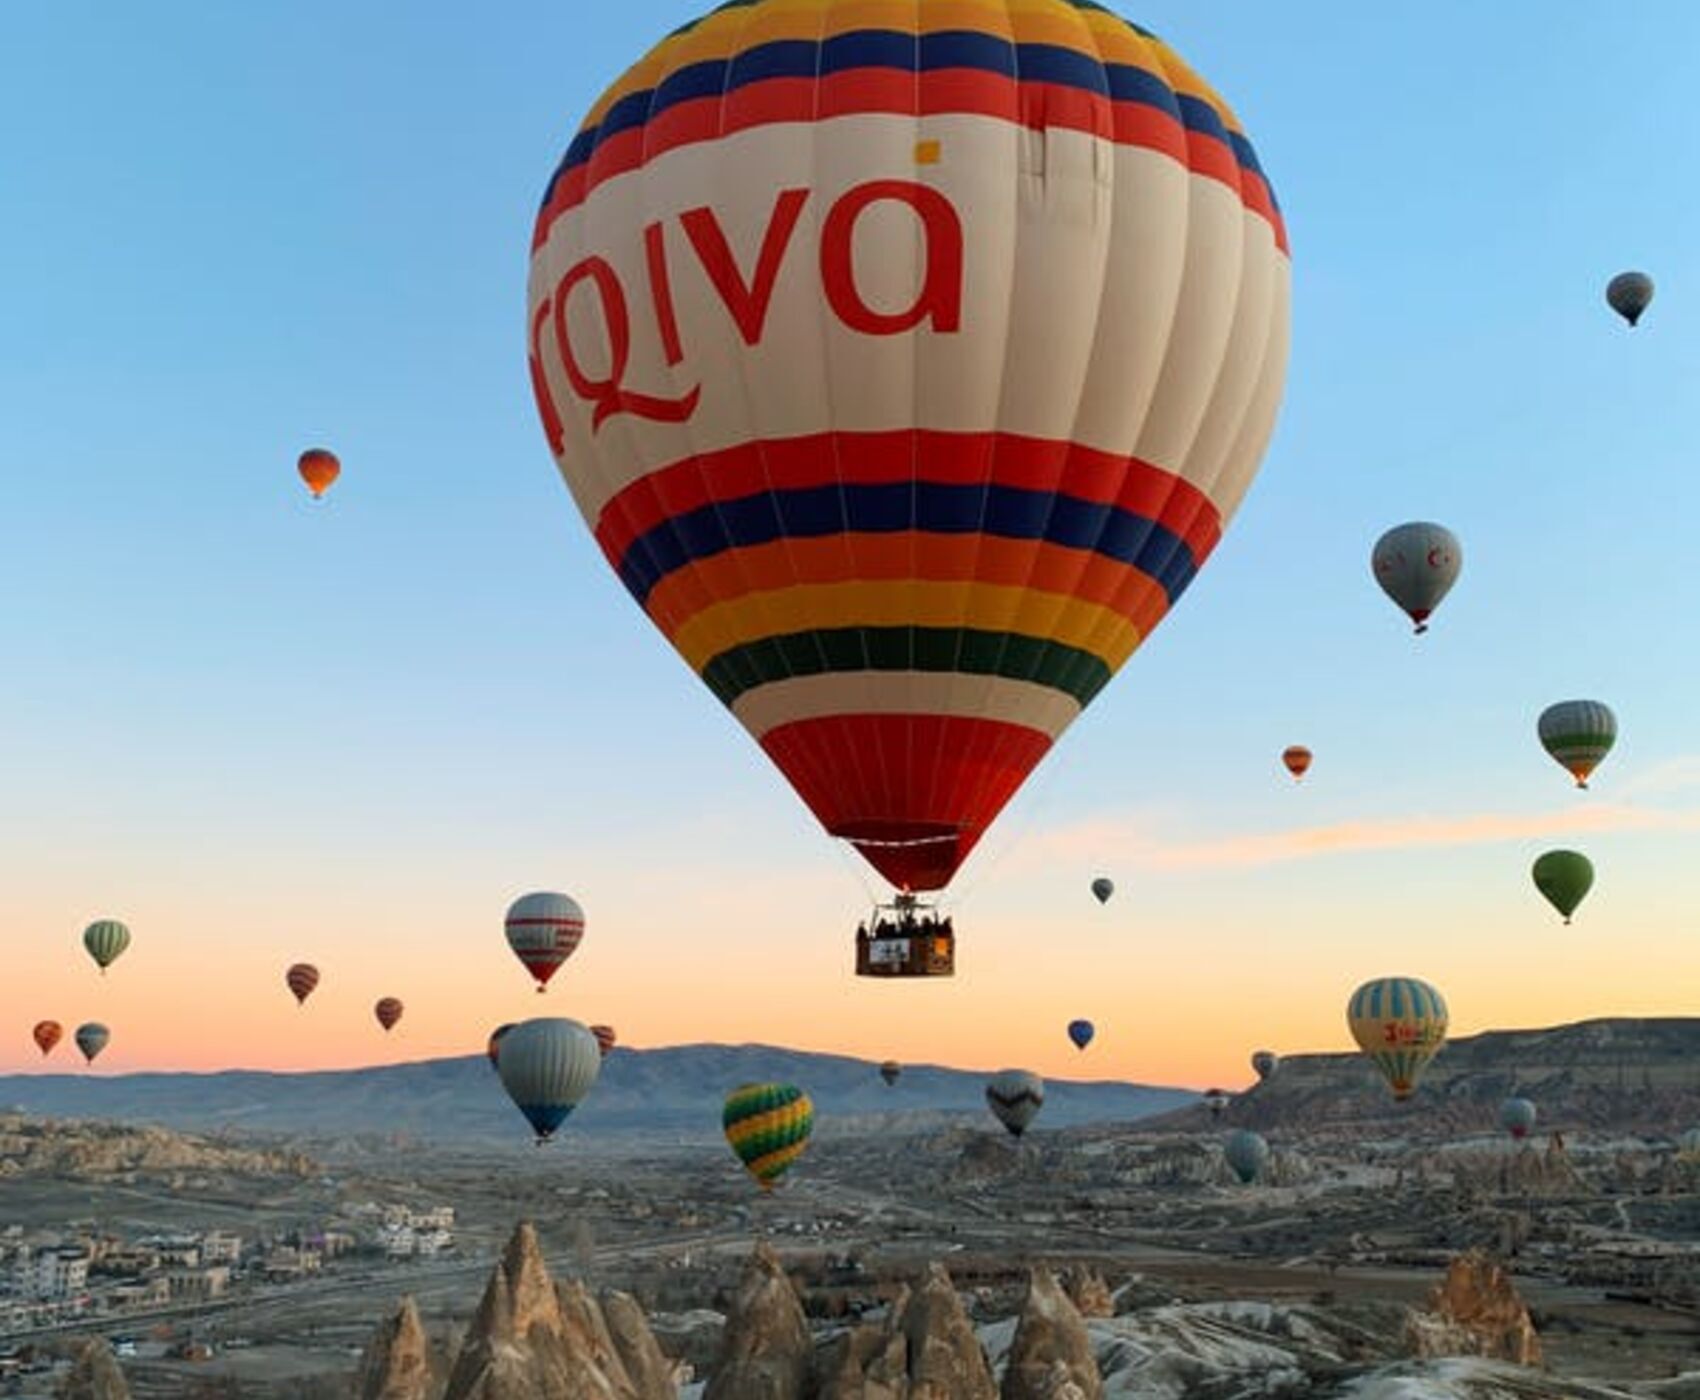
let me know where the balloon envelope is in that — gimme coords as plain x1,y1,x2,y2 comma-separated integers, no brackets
285,963,320,1006
505,892,585,990
1251,1050,1279,1081
374,997,404,1032
986,1070,1045,1138
33,1021,63,1058
1500,1097,1537,1141
1532,850,1593,924
1538,701,1616,789
1606,271,1653,327
1203,1089,1230,1118
497,1018,602,1141
1067,1019,1095,1051
527,1,1292,893
1281,746,1311,780
879,1060,901,1087
1090,878,1114,906
297,448,341,499
1347,977,1448,1100
1372,523,1460,633
486,1022,517,1069
74,1022,109,1064
723,1083,814,1189
1224,1129,1269,1184
589,1024,617,1057
82,919,131,972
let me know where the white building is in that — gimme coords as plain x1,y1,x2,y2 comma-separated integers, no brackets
199,1232,241,1266
15,1248,89,1301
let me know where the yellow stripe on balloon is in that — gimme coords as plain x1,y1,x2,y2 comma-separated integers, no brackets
668,580,1142,675
725,1102,814,1147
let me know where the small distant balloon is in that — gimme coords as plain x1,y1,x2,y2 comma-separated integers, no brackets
1067,1019,1095,1052
82,919,131,974
1090,877,1114,906
1532,850,1594,925
486,1022,516,1070
74,1022,110,1065
1606,271,1653,327
374,997,404,1032
1347,976,1448,1101
879,1060,901,1087
285,963,320,1007
1251,1050,1279,1081
1372,523,1461,634
589,1024,617,1058
1281,746,1312,782
497,1017,602,1142
1202,1088,1230,1120
723,1083,814,1189
33,1021,63,1058
1500,1097,1537,1142
1538,701,1616,790
297,448,341,499
504,892,585,992
1224,1129,1270,1184
986,1070,1045,1138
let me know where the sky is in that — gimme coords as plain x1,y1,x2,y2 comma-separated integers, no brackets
2,2,1699,1088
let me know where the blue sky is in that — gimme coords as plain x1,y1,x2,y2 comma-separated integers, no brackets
2,3,1698,1079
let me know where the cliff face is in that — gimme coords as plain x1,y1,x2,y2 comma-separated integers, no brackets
55,1338,131,1400
356,1294,444,1400
0,1114,314,1180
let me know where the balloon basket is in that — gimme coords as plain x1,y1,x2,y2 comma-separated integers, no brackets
854,892,954,978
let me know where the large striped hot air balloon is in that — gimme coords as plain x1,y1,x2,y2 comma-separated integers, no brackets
74,1022,110,1065
82,919,130,974
527,1,1291,897
986,1070,1045,1138
285,963,320,1007
1538,701,1616,789
723,1083,814,1190
504,892,585,991
1347,977,1448,1102
497,1018,603,1142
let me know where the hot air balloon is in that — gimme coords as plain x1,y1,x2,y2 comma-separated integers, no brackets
1372,523,1461,634
1202,1088,1230,1120
1282,746,1312,781
879,1060,901,1087
297,448,341,499
589,1024,617,1057
1091,878,1115,907
1679,1128,1700,1156
497,1017,603,1142
285,963,320,1007
32,1021,63,1058
1500,1097,1537,1142
526,2,1292,928
1606,271,1653,327
374,997,404,1032
486,1022,516,1069
504,892,584,991
723,1083,814,1190
1224,1129,1269,1184
1251,1050,1279,1081
986,1070,1045,1139
1067,1019,1095,1052
74,1022,109,1065
1538,701,1616,790
82,919,130,974
1347,977,1448,1101
1532,850,1593,925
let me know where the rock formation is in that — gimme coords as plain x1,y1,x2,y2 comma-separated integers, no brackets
441,1220,676,1400
356,1295,442,1400
819,1262,996,1399
1000,1270,1100,1400
703,1242,813,1400
1059,1267,1113,1320
56,1338,130,1400
1403,1250,1542,1366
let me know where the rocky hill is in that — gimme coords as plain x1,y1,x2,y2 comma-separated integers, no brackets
0,1112,315,1181
0,1043,1191,1148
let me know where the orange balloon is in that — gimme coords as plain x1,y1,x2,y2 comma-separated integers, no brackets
32,1020,63,1057
297,448,341,500
374,997,404,1032
1282,746,1313,781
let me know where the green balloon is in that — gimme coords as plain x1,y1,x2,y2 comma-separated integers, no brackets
1532,850,1593,924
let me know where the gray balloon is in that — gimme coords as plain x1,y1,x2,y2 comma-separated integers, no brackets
1606,271,1653,327
1225,1129,1269,1184
1372,522,1461,634
986,1069,1045,1138
1091,877,1114,905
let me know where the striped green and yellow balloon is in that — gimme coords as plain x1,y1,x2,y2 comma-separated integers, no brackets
723,1083,813,1191
82,919,131,973
1347,976,1448,1102
1538,700,1616,789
